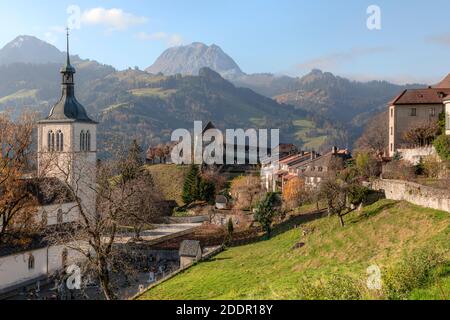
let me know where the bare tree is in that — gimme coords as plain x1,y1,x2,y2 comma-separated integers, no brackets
230,175,263,211
319,168,362,227
403,121,440,147
119,171,169,240
0,111,38,244
42,151,151,300
355,111,388,155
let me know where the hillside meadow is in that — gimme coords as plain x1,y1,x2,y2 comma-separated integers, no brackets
138,200,450,300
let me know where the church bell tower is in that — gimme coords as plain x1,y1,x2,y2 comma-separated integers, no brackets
37,29,98,212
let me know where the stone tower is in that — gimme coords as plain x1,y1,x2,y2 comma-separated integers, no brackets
37,29,98,213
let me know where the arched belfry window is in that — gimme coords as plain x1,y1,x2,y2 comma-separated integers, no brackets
47,130,55,152
86,130,91,152
56,130,64,152
80,130,92,152
80,130,85,151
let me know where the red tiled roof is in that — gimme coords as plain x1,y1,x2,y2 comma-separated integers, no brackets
390,88,450,105
433,73,450,89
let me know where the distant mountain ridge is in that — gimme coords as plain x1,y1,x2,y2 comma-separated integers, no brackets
0,35,70,65
0,35,426,153
146,42,244,78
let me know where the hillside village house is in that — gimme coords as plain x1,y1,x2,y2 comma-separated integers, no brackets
0,34,96,296
389,74,450,159
261,147,351,191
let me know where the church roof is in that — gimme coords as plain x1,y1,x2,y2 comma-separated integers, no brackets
43,94,97,123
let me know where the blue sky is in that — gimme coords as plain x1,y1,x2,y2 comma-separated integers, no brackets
1,0,450,84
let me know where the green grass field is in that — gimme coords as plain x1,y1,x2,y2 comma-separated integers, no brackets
0,89,39,105
292,119,328,150
144,164,188,206
138,200,450,300
129,88,177,99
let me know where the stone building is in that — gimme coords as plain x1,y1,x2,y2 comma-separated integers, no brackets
179,240,202,268
388,74,450,157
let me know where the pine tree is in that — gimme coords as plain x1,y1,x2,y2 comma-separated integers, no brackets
182,165,201,204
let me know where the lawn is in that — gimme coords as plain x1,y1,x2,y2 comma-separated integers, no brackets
138,200,450,300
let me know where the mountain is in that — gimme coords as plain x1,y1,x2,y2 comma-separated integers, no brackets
0,35,419,154
146,42,244,78
0,35,68,65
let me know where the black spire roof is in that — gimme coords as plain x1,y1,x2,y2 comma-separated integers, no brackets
39,29,97,124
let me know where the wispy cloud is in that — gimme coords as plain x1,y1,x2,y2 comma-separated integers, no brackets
426,33,450,47
135,31,184,47
81,7,148,31
295,47,391,74
342,72,438,85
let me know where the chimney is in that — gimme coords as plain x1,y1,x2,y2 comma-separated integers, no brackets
310,151,316,160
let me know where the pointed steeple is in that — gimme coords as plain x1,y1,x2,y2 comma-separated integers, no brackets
61,28,76,76
39,28,97,124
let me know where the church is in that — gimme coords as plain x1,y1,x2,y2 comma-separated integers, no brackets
0,32,96,297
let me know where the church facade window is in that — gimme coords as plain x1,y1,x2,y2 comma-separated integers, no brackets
28,254,35,270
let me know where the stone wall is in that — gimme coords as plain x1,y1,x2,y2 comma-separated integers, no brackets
371,179,450,213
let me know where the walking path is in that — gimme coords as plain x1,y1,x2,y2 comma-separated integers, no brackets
114,223,203,245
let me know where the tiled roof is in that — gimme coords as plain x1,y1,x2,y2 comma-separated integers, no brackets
179,240,201,257
433,73,450,89
390,88,450,105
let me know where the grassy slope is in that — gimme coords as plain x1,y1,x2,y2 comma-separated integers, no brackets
0,89,39,104
139,200,449,300
144,164,188,206
292,119,328,150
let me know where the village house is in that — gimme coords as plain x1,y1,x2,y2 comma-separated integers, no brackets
388,74,450,159
296,147,351,189
262,147,351,192
261,149,311,192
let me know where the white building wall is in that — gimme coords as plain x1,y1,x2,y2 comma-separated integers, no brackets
0,244,86,292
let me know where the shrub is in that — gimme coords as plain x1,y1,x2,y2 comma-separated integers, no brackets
433,134,450,162
298,275,363,300
422,155,443,178
383,248,445,300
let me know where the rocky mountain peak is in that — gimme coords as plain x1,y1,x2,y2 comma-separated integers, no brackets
146,42,244,78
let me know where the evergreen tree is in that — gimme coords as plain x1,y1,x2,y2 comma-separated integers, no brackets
182,165,201,204
199,180,216,204
254,192,281,239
